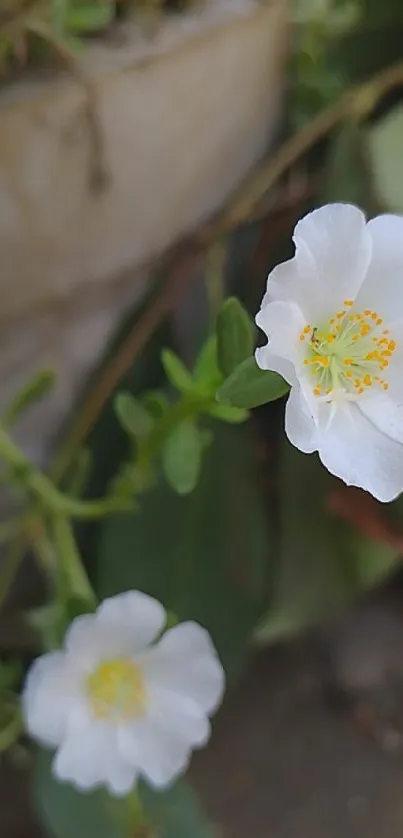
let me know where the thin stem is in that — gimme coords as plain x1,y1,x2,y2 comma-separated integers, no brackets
0,424,132,520
51,514,96,608
198,59,403,242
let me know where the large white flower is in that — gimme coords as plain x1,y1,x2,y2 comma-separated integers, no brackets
255,203,403,502
22,592,224,796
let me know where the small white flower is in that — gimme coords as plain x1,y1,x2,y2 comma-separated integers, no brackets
22,592,224,796
255,203,403,502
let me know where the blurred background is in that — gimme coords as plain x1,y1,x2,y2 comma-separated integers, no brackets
3,0,403,835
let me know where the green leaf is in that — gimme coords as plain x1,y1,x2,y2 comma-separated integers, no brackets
193,337,221,389
97,422,271,678
216,297,254,377
34,748,214,838
217,357,289,409
0,659,21,692
161,350,194,394
256,440,400,644
139,779,214,838
3,369,55,428
66,4,114,32
0,698,21,753
114,392,154,441
208,403,248,424
142,391,169,420
34,749,132,838
368,104,403,213
162,419,202,495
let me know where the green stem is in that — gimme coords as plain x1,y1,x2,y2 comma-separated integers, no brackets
126,790,150,836
0,424,131,520
51,514,96,608
137,393,211,468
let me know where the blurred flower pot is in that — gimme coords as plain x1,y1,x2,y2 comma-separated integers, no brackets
0,0,288,464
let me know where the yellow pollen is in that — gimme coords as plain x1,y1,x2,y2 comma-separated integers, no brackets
87,659,147,722
304,305,396,400
383,382,389,390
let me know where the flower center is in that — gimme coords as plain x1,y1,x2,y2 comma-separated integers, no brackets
299,300,396,399
87,659,147,722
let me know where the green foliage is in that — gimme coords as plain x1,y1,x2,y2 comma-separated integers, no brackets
216,297,254,378
256,440,400,643
368,104,403,214
139,779,215,838
114,392,154,442
97,422,271,678
161,350,195,395
34,749,214,838
0,660,22,753
162,418,203,495
34,749,134,838
2,369,55,428
217,357,289,410
193,337,222,393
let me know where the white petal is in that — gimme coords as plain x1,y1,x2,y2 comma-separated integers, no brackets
254,351,297,387
292,204,371,319
118,689,210,789
285,385,317,453
64,614,127,671
255,301,305,369
97,591,166,651
118,717,191,790
317,403,403,502
139,622,225,715
22,652,78,748
65,592,166,670
53,711,137,796
357,215,403,320
148,689,211,749
358,392,403,445
261,256,319,321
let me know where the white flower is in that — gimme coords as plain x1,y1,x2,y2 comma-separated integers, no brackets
22,592,224,796
255,203,403,502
